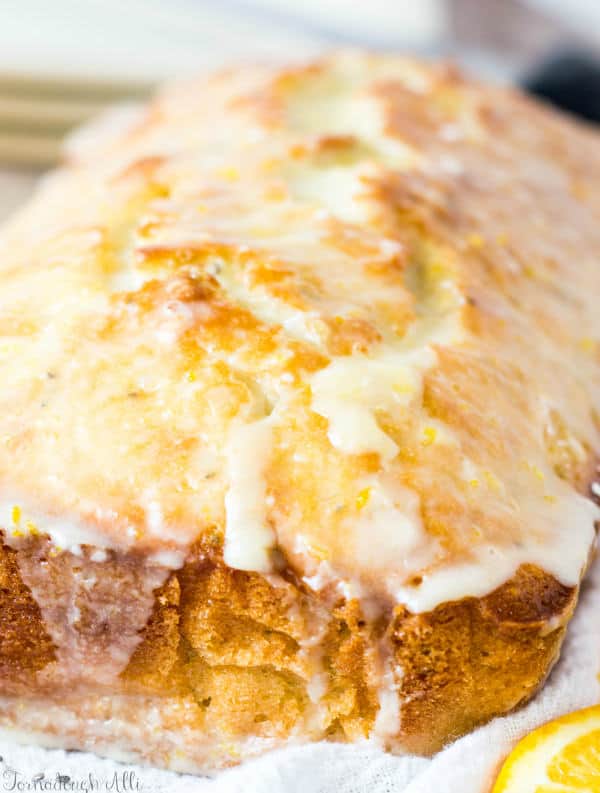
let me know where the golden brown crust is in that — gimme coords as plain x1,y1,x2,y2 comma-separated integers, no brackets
0,537,582,763
0,542,55,687
391,565,577,753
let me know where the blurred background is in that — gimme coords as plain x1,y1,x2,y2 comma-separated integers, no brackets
1,0,600,218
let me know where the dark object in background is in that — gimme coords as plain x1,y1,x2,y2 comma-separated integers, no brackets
522,51,600,123
447,0,600,124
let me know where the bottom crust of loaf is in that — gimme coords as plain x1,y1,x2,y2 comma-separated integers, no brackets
0,535,580,772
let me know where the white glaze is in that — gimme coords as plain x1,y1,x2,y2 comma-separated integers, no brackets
351,480,433,578
387,474,597,613
372,660,402,742
310,348,433,461
223,417,276,572
0,498,116,554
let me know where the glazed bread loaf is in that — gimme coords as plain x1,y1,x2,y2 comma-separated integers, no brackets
0,52,599,771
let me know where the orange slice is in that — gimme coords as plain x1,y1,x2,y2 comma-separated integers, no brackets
492,704,600,792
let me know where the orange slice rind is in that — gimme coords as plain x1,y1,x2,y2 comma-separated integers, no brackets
492,704,600,792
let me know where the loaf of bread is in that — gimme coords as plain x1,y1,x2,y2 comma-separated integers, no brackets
0,52,598,771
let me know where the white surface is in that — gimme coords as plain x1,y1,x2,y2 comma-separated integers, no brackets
0,0,444,81
0,0,596,88
0,551,596,792
531,0,600,34
0,170,37,221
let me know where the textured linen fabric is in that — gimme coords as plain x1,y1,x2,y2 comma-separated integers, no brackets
0,551,597,793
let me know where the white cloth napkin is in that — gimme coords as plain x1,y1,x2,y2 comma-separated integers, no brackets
0,551,598,793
